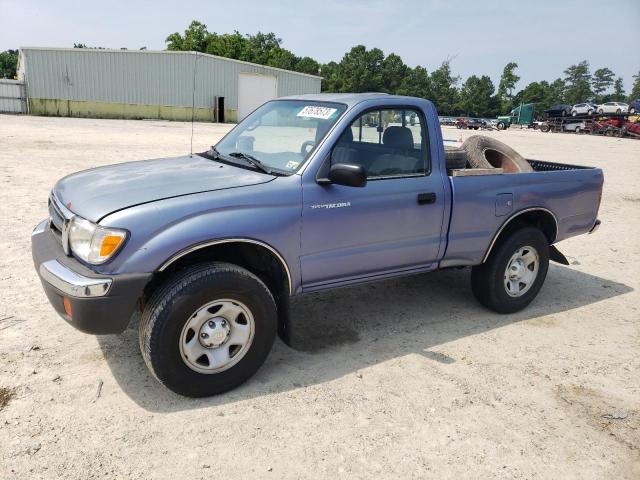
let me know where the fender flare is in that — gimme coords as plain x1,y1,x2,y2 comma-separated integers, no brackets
482,208,558,263
157,238,293,295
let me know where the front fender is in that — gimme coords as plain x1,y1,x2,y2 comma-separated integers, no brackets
96,177,303,291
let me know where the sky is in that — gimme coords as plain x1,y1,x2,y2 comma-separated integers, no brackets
2,0,639,92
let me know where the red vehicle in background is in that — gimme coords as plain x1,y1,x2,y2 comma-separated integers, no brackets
591,118,640,138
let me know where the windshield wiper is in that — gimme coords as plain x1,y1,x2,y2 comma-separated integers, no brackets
228,152,274,175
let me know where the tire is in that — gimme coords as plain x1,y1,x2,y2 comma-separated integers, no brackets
616,109,621,114
139,262,277,397
630,107,636,114
496,122,505,130
587,109,593,115
461,135,533,173
540,123,550,133
598,109,604,114
572,111,577,117
444,147,468,170
471,227,549,313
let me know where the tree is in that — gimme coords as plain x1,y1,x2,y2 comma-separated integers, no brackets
0,49,18,79
380,53,408,93
591,67,615,102
397,66,431,99
334,45,384,93
563,61,592,104
429,60,459,115
457,75,496,117
497,62,520,113
319,61,342,92
166,20,209,52
612,77,625,101
630,71,640,101
296,57,320,76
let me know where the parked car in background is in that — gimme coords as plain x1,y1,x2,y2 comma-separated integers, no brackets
597,102,629,114
628,99,640,114
571,103,598,116
544,104,572,117
563,121,586,133
467,118,486,130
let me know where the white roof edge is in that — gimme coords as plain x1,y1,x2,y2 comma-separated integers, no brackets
18,46,323,80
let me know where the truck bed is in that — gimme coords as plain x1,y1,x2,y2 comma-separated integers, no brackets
441,159,603,267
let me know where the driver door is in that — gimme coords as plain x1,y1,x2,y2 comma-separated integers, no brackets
299,107,446,290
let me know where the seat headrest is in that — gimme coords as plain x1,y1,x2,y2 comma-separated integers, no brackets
383,126,413,149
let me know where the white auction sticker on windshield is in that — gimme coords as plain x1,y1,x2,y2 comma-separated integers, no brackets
297,106,337,120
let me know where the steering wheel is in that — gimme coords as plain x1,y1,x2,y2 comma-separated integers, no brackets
300,141,316,156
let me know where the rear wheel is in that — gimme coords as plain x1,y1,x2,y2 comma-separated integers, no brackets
471,227,549,313
139,262,277,397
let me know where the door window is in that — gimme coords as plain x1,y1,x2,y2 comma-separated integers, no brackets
330,108,429,179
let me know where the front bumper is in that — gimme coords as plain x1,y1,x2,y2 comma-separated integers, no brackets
32,219,151,334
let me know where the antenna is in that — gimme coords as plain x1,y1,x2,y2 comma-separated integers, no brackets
190,52,199,156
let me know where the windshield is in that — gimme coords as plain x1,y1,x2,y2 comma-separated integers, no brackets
213,100,347,174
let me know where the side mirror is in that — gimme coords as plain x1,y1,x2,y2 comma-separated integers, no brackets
327,163,367,188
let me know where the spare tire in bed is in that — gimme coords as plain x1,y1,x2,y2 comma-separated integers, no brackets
444,146,468,170
461,135,533,173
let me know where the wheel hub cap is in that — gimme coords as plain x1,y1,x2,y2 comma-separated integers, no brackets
179,299,255,374
198,317,231,348
504,246,539,298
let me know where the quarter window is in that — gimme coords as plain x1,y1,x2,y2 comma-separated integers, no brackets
331,108,429,178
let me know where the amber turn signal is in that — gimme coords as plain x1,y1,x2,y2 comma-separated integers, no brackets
99,235,125,257
63,297,73,317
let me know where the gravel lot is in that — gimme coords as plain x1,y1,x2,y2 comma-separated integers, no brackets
1,114,639,479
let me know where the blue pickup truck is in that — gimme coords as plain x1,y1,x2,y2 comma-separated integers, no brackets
32,93,603,397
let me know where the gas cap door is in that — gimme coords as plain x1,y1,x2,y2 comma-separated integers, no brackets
495,193,514,217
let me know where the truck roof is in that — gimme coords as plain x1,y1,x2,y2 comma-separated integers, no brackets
278,92,414,107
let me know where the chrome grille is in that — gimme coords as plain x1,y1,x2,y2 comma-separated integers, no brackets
48,196,65,235
48,193,73,254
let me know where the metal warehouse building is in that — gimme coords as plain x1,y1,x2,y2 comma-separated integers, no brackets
17,47,322,122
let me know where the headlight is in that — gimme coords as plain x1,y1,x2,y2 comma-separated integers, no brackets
68,216,127,264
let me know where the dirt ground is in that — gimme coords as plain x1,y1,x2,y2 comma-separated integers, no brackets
0,114,639,479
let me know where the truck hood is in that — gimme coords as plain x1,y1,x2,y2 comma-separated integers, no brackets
53,154,274,222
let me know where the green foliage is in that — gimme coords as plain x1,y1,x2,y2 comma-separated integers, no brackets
165,21,317,76
497,62,520,112
0,49,18,79
429,61,459,115
563,60,592,104
612,77,625,101
458,75,496,117
591,67,615,102
630,71,640,101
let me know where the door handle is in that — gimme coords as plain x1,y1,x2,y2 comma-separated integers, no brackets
417,192,436,205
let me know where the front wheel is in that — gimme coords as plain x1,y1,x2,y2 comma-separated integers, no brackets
139,262,277,397
471,227,549,313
